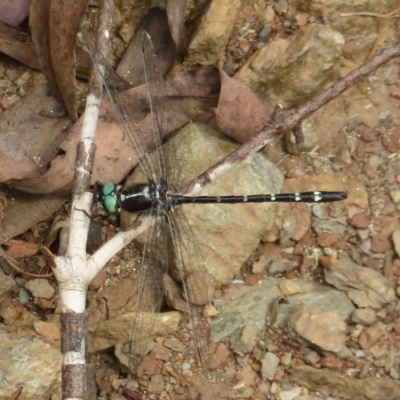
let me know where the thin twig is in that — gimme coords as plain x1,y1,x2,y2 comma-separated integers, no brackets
341,5,400,19
184,41,400,196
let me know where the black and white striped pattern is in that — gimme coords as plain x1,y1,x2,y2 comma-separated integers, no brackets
170,191,347,206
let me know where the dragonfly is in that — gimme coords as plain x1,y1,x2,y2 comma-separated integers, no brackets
83,25,347,379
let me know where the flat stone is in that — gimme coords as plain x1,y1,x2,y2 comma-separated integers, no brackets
0,331,62,399
261,352,279,380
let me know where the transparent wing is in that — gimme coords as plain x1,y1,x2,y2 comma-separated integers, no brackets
82,28,191,188
128,209,168,372
167,207,213,379
81,28,159,182
140,32,192,191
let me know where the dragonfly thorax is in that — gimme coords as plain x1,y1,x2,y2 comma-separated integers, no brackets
98,180,171,215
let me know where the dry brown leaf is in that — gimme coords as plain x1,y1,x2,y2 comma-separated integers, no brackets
0,20,41,70
2,63,275,195
214,69,274,143
30,0,90,121
0,83,70,185
1,187,67,240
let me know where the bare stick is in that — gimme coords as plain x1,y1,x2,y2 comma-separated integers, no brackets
51,2,115,399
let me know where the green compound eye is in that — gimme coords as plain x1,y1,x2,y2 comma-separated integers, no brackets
102,182,116,196
103,194,118,214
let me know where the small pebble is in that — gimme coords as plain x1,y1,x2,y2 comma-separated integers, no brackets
19,287,30,304
181,362,191,370
355,350,365,357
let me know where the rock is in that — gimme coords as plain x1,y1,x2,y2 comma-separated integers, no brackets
210,342,230,370
25,278,55,299
211,278,354,344
0,304,23,324
258,381,270,396
317,232,339,247
33,320,60,344
210,280,282,343
137,352,158,377
235,24,344,108
147,373,164,394
287,305,347,357
280,203,311,242
349,212,370,228
280,352,292,366
276,387,302,400
382,129,400,153
187,0,242,66
34,297,56,310
261,352,280,380
163,338,186,353
151,342,170,362
168,123,284,285
320,357,343,369
254,243,283,274
98,276,138,319
274,0,289,13
0,331,62,400
359,324,387,350
325,260,396,308
358,124,377,142
277,279,355,324
88,311,182,353
0,269,18,295
90,268,107,290
341,180,369,210
303,349,321,365
392,230,400,257
289,364,400,400
371,233,392,253
352,308,376,326
230,325,259,354
236,364,257,388
389,189,400,204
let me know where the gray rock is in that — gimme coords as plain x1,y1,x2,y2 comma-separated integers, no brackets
274,0,289,13
259,25,272,42
303,349,321,365
261,352,280,380
210,280,282,342
230,325,259,355
211,278,355,343
325,260,396,308
277,279,355,324
312,218,347,236
18,287,30,304
130,122,284,286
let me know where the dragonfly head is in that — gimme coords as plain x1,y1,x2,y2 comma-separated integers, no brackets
97,182,121,215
